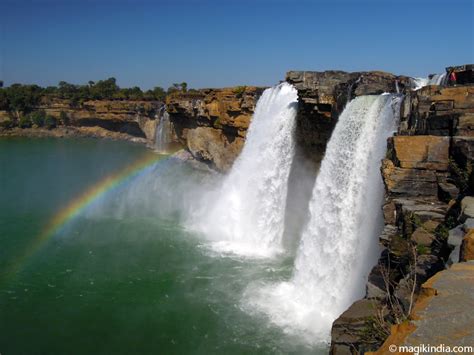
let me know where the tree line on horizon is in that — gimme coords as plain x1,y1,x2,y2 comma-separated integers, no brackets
0,78,190,114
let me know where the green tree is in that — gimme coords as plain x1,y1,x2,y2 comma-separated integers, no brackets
30,110,46,127
18,114,32,128
44,115,57,129
127,87,144,100
6,84,42,114
92,77,119,99
151,86,166,100
58,81,78,99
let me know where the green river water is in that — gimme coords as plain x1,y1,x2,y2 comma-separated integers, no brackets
0,138,325,355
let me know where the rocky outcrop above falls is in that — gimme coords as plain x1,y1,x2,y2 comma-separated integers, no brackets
330,83,474,354
166,71,410,170
166,86,265,171
286,70,411,163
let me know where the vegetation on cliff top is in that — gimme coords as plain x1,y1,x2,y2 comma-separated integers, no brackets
0,78,192,114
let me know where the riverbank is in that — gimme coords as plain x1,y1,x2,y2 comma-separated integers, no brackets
0,126,148,144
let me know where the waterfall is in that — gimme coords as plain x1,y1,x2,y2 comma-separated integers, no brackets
245,94,402,343
411,72,447,90
155,108,171,153
191,83,298,257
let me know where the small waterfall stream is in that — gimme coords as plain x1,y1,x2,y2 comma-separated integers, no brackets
411,72,447,90
155,108,171,153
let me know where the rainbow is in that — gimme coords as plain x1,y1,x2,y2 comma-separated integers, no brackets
3,152,165,281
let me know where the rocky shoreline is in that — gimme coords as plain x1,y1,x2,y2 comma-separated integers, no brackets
0,98,163,146
0,126,148,144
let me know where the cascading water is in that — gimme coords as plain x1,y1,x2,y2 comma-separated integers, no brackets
411,72,447,90
245,94,402,343
190,82,298,257
155,108,171,153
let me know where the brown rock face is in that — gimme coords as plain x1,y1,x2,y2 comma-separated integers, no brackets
0,98,163,144
399,85,474,136
186,127,244,171
286,70,409,164
166,70,408,170
166,86,265,171
392,136,449,171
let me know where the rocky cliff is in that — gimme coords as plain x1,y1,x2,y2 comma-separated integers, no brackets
166,71,409,170
286,70,411,163
166,86,265,171
0,98,163,145
330,81,474,354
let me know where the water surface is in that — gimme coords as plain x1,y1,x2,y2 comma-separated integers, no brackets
0,138,325,355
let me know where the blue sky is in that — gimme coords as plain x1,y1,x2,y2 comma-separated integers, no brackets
1,0,473,89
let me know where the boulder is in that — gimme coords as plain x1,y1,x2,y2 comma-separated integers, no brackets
411,228,435,247
461,196,474,222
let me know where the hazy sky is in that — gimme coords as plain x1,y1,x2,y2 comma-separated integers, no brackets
1,0,473,89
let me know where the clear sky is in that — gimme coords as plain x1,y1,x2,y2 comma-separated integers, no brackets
1,0,473,90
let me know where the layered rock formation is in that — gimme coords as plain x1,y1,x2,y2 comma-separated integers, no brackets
286,70,411,163
166,86,265,171
165,71,409,171
0,98,163,144
330,81,474,354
